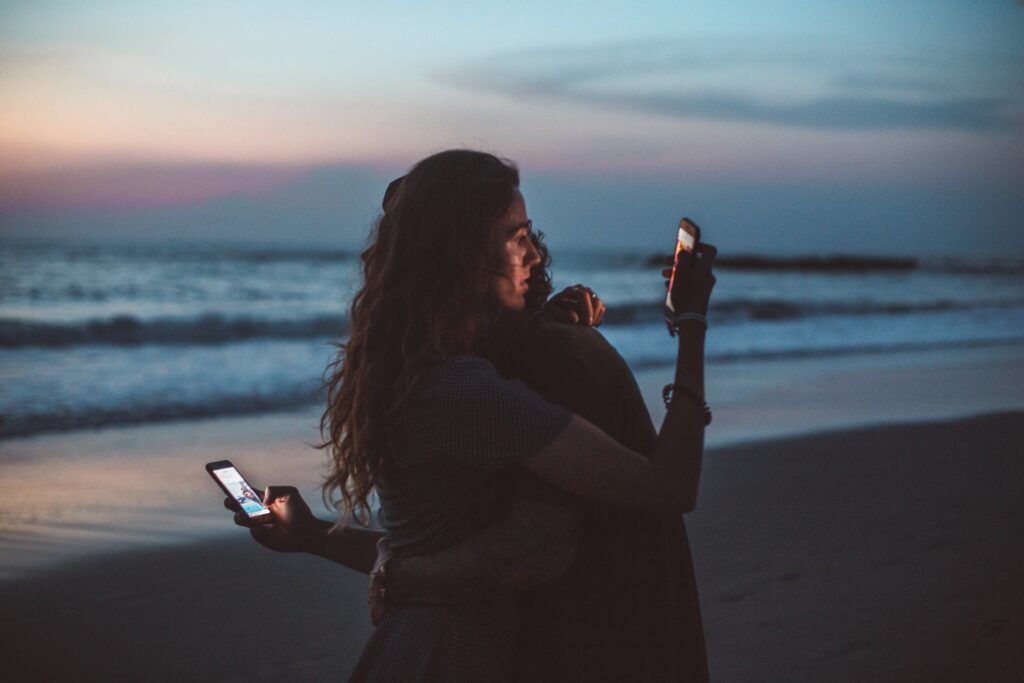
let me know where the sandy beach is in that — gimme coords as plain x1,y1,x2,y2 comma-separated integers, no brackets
2,409,1022,682
4,1,1024,679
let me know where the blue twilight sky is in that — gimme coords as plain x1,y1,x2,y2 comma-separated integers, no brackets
1,0,1022,256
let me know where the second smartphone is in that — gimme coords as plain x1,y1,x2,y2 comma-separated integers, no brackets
206,460,272,522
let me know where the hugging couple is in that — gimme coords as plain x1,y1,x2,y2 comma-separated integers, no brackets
225,149,716,681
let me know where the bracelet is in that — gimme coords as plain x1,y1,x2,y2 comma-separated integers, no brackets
662,383,712,426
666,312,708,337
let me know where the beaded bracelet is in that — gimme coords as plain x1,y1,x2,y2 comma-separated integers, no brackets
662,383,712,426
666,312,708,337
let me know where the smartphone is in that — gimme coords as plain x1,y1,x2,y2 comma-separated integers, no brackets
205,460,272,521
664,217,701,317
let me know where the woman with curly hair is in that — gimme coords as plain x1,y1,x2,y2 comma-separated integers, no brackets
312,149,716,680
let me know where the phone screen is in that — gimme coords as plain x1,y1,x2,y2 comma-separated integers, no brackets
210,465,271,519
665,219,699,313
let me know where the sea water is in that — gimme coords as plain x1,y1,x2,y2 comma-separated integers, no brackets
2,239,1024,579
2,240,1024,439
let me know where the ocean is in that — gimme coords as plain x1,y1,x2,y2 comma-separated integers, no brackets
3,240,1024,440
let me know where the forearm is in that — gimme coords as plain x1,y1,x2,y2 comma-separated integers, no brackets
521,324,706,513
673,322,705,397
307,518,383,575
591,325,706,511
385,496,577,604
653,322,706,511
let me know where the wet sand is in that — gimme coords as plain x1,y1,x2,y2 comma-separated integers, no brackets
6,342,1023,583
2,411,1022,682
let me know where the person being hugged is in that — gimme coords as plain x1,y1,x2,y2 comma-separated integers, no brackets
226,149,717,681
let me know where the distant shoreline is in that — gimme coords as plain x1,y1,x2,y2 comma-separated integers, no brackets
710,254,917,272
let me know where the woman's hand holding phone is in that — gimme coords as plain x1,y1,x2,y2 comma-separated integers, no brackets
663,242,717,317
224,485,326,554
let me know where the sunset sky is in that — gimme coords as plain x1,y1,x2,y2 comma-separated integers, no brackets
1,0,1022,255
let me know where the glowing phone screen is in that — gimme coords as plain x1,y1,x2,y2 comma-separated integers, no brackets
212,466,271,519
665,222,698,312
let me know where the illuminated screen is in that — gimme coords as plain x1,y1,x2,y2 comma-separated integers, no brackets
212,466,270,518
665,223,698,312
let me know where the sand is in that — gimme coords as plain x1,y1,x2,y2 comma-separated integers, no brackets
2,411,1021,682
688,411,1024,683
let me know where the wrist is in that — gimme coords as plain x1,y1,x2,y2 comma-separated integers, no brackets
666,311,708,337
378,554,402,600
375,554,422,604
305,519,335,556
671,321,704,348
662,383,712,425
676,318,707,333
378,556,450,605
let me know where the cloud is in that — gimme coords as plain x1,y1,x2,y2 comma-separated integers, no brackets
441,38,1022,132
830,72,951,95
575,90,1011,132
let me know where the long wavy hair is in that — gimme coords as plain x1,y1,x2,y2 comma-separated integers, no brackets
321,150,547,523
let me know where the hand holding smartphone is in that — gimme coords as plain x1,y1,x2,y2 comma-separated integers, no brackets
206,460,272,522
664,217,701,319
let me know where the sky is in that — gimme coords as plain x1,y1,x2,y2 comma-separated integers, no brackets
1,0,1022,256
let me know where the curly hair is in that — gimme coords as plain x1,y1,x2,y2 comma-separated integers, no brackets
320,150,536,523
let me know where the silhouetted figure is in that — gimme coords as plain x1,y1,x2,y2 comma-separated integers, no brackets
490,315,709,682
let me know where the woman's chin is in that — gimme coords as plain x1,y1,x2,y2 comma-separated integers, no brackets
500,297,527,312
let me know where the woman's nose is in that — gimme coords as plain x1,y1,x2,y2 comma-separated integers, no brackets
524,240,541,266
